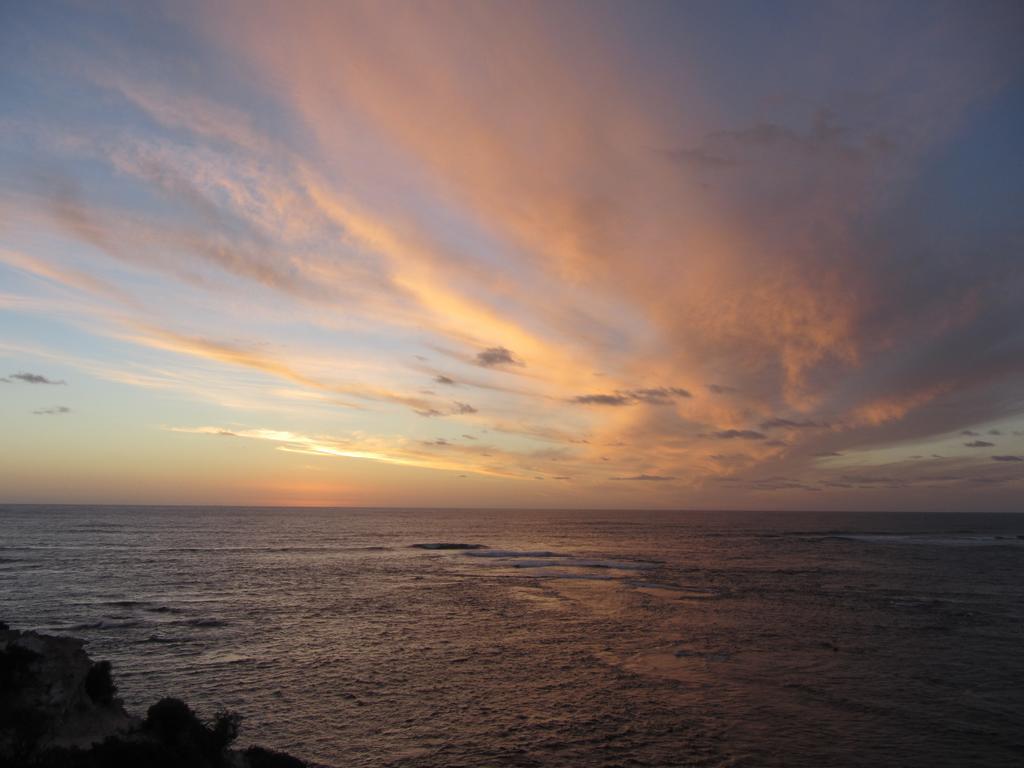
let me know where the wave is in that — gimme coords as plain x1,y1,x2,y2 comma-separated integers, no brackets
464,550,566,558
824,533,1023,546
144,635,180,644
179,618,229,628
503,557,660,571
66,620,145,630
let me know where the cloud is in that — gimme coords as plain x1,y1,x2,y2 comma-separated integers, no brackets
665,146,735,171
629,387,692,404
118,325,452,415
611,474,674,481
9,372,66,385
32,406,71,415
669,111,890,176
166,425,525,477
572,387,691,406
760,418,824,430
964,440,994,448
451,402,477,414
5,1,1024,508
991,455,1023,462
475,346,520,367
706,384,736,395
709,429,766,440
573,393,631,406
718,475,820,492
39,171,338,303
961,430,980,436
0,247,139,308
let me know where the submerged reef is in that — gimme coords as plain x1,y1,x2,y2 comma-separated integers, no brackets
0,621,306,768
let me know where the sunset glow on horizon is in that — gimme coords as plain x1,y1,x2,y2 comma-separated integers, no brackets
2,1,1023,509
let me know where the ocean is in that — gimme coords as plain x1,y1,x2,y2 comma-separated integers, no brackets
2,506,1023,767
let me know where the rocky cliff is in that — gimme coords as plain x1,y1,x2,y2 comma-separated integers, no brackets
1,622,307,768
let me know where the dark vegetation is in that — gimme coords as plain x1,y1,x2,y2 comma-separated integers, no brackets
0,621,307,768
83,661,116,707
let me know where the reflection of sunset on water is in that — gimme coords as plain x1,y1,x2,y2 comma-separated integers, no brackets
6,507,1023,766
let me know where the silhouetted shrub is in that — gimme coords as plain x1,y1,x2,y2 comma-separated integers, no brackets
142,697,244,763
145,697,200,741
209,710,242,753
84,660,117,705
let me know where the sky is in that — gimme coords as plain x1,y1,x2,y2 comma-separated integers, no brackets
1,0,1023,510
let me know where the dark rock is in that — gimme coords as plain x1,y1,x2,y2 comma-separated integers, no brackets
84,661,116,706
0,623,307,768
0,624,137,758
409,543,487,550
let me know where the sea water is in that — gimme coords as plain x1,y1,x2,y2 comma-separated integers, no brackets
2,506,1022,767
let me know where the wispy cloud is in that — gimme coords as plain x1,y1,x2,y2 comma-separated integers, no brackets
760,418,824,430
706,384,737,395
708,430,766,440
573,387,691,406
166,425,510,476
475,346,521,367
611,474,674,482
8,372,66,385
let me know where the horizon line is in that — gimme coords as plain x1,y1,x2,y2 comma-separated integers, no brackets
1,502,1020,514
